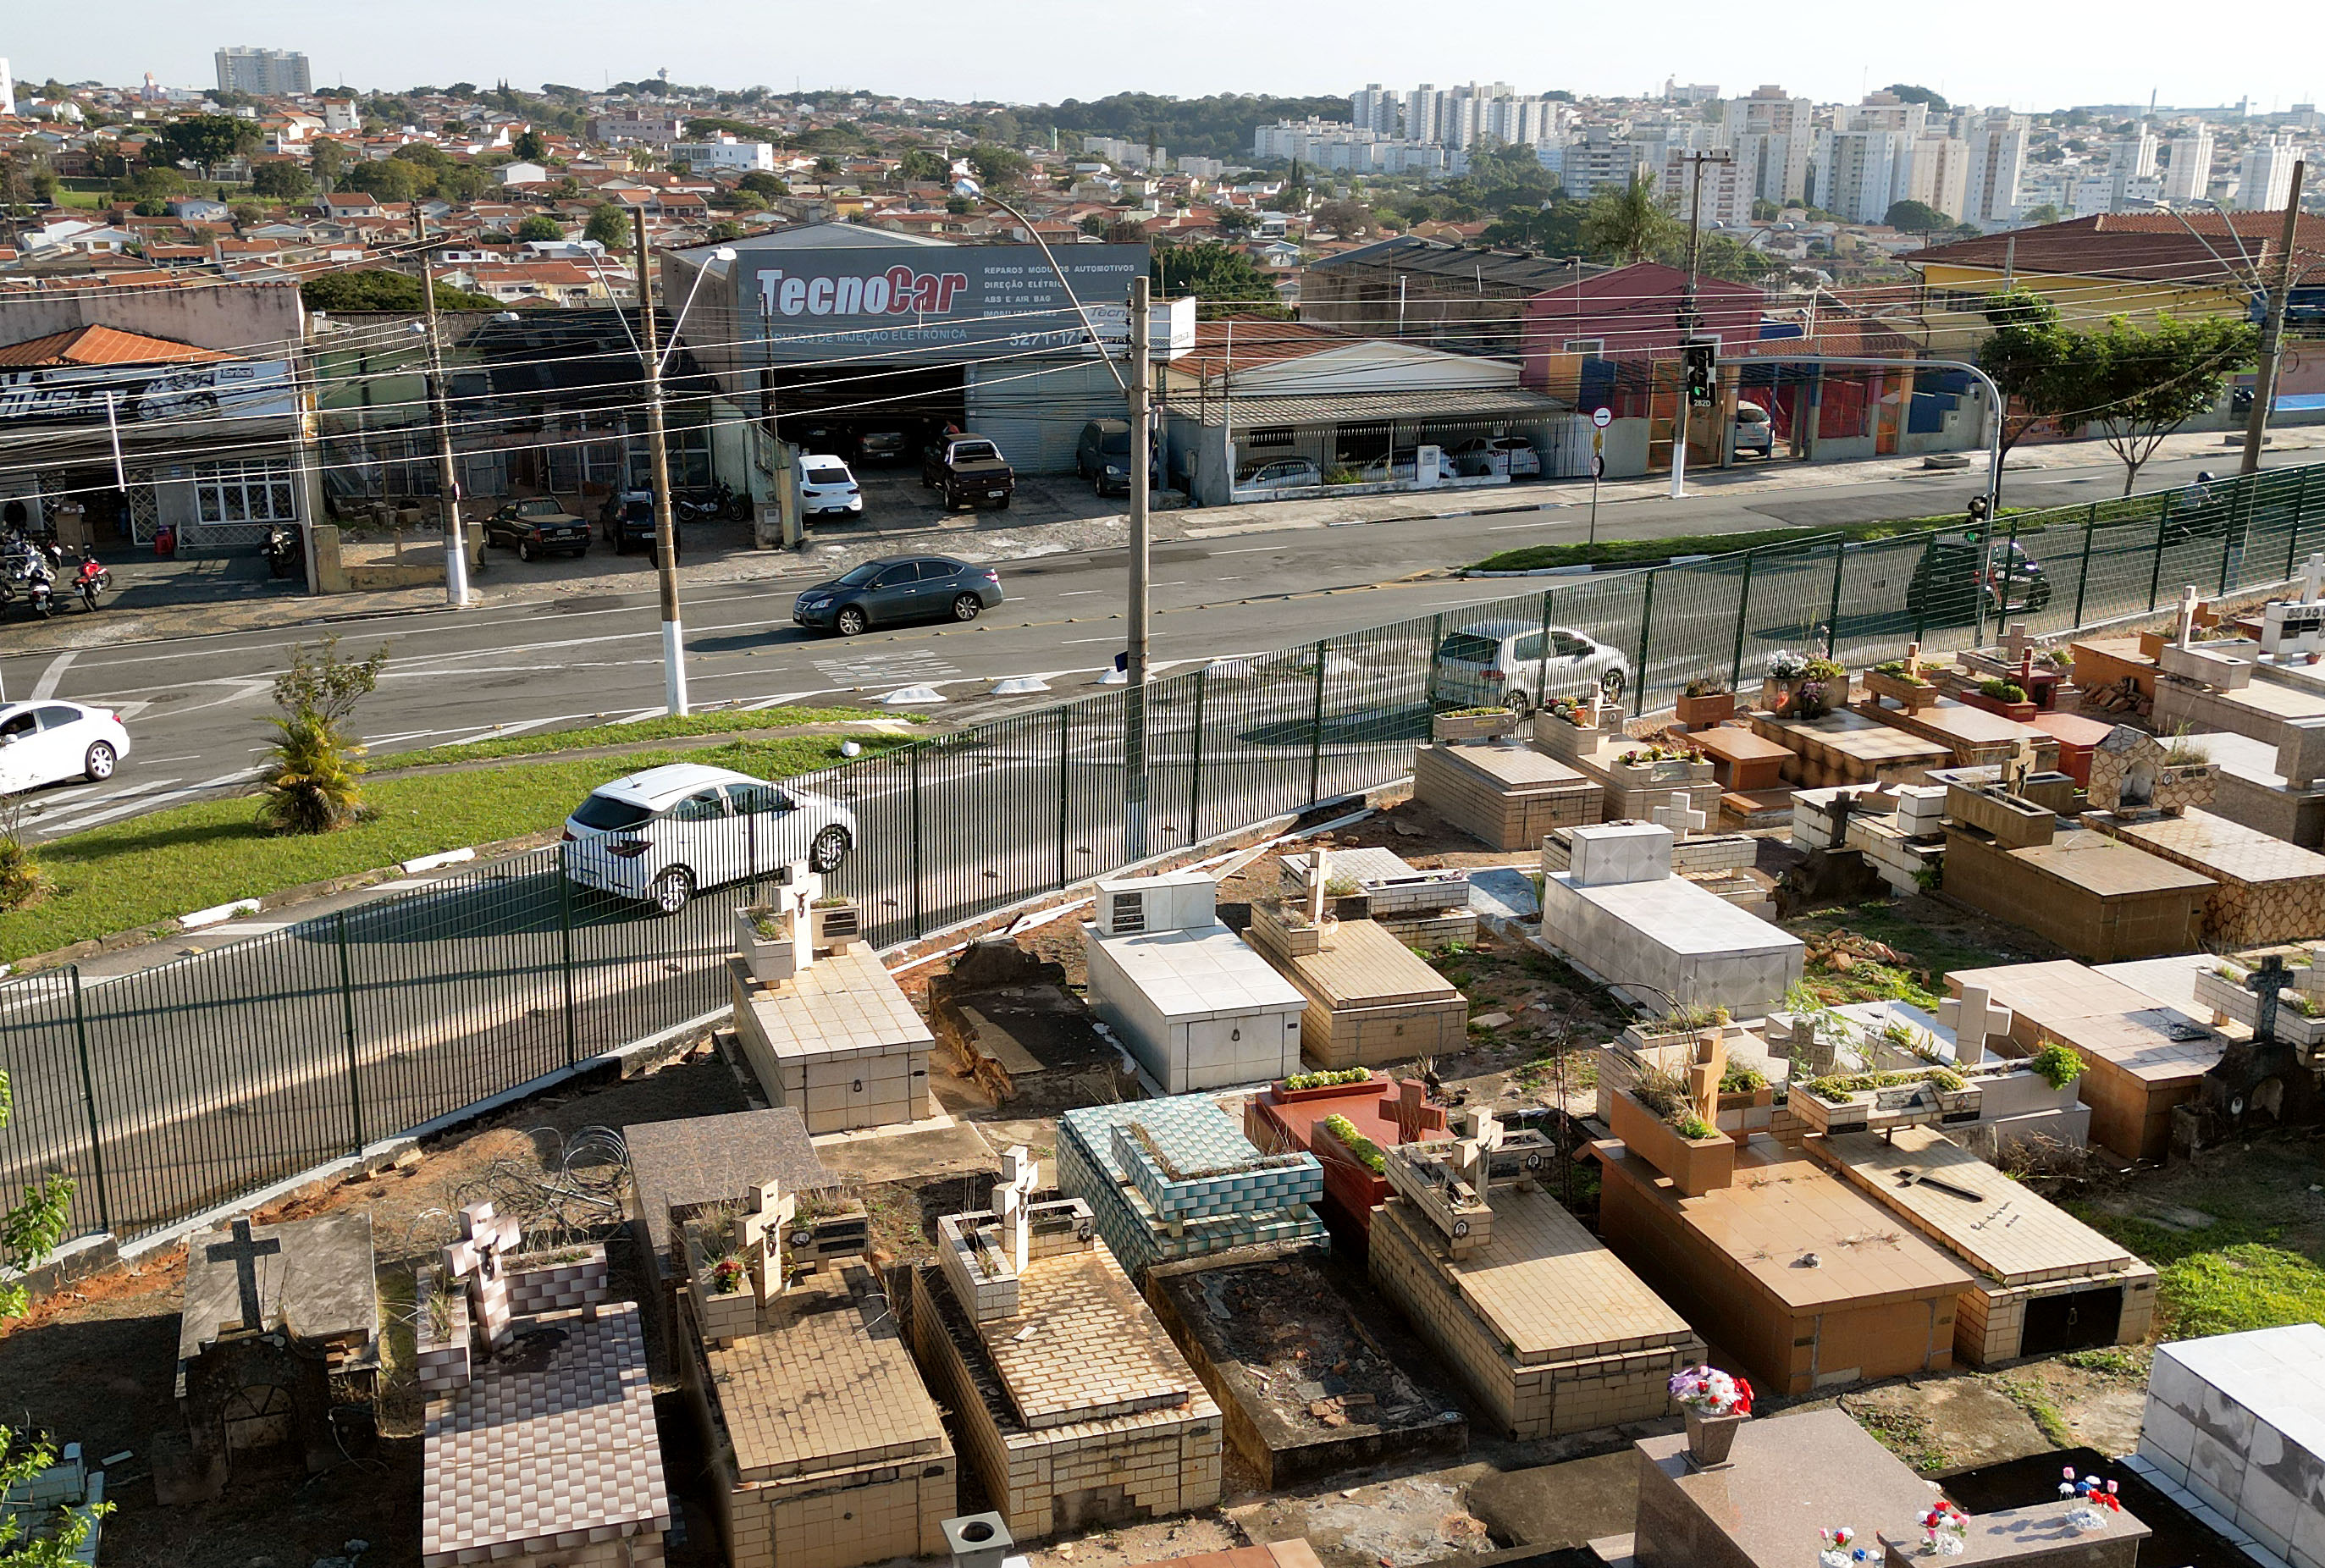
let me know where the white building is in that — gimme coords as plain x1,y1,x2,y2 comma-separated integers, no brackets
320,97,357,133
2164,125,2216,202
668,135,776,173
2108,128,2159,207
2239,135,2306,209
1814,128,1901,224
1561,135,1646,200
1726,86,1814,202
1903,135,1970,220
1665,79,1720,105
1845,92,1930,143
0,58,13,119
214,47,310,97
1661,146,1753,228
1964,111,2030,224
1353,84,1402,136
591,110,688,146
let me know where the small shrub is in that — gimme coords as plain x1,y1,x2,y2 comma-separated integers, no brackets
1978,678,2029,704
1319,1113,1387,1173
0,798,52,911
1673,1113,1718,1140
1283,1067,1371,1091
1802,657,1847,682
2029,1039,2085,1089
2162,731,2212,765
1720,1063,1767,1093
1683,676,1731,698
1873,660,1930,684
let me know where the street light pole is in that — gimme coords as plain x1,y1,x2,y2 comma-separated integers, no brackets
2244,159,2307,477
413,207,471,607
633,207,688,716
1125,276,1152,857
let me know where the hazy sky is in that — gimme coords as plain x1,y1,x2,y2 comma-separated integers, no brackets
8,0,2318,113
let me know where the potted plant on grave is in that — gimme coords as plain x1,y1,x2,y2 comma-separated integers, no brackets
2154,733,2218,810
1961,676,2037,722
1433,705,1518,743
1676,676,1736,729
1532,694,1603,758
1608,1066,1737,1197
733,903,798,986
1864,658,1938,712
1610,743,1713,788
1760,649,1812,714
1668,1362,1753,1466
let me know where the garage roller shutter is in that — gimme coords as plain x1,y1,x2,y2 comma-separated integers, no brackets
966,358,1127,477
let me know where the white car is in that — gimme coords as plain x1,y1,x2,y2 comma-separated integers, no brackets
0,701,130,792
561,762,857,914
1235,457,1323,494
1431,619,1631,716
799,454,864,517
1450,436,1543,478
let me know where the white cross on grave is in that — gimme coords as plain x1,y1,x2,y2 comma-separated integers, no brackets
443,1201,524,1351
992,1145,1040,1273
2176,585,2202,649
2303,554,2325,605
1305,846,1330,929
1453,1107,1501,1194
743,1178,791,1298
1651,792,1707,839
1936,984,2014,1067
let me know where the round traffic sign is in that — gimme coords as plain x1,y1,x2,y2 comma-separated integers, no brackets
1591,406,1613,428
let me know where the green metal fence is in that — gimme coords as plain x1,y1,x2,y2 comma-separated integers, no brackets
4,461,2321,1246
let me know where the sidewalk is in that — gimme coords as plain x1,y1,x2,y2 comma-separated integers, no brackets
9,426,2321,657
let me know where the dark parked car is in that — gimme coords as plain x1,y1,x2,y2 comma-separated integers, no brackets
792,555,1004,637
486,497,588,560
1076,418,1140,495
856,427,913,463
599,489,678,561
920,435,1015,511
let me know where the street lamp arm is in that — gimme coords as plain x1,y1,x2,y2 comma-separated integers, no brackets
957,179,1129,395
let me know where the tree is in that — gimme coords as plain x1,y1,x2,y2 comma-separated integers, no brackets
511,128,547,162
299,269,496,312
1751,197,1780,220
1883,199,1951,234
1883,84,1950,112
340,157,422,203
706,218,744,241
895,147,949,184
1312,198,1375,237
1213,207,1256,237
1151,240,1286,315
251,161,312,199
2020,202,2064,225
230,202,262,230
309,140,351,192
516,213,565,242
965,142,1029,188
1976,290,2079,464
583,203,630,248
737,170,787,199
157,113,259,171
257,638,385,836
1581,174,1680,264
2055,313,2258,494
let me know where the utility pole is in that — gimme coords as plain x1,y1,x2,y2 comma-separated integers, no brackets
2243,158,2306,477
1125,275,1152,859
413,207,471,607
632,207,688,715
1671,152,1731,500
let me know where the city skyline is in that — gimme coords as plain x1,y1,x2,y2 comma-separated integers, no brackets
6,0,2319,113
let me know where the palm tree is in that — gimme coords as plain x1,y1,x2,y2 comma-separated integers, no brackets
1582,173,1682,265
257,714,368,835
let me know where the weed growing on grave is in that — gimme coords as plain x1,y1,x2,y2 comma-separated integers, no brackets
2059,1345,2150,1381
1845,1399,1950,1472
2000,1378,2075,1448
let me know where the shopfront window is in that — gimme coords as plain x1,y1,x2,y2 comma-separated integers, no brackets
195,458,299,523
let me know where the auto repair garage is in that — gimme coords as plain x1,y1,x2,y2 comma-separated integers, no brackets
664,224,1151,481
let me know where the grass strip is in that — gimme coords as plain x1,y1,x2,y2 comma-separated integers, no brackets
1465,510,2031,574
1,732,903,963
373,705,909,770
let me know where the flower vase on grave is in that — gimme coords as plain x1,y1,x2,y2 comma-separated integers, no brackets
1684,1407,1747,1467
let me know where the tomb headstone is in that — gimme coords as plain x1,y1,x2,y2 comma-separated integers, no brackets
1936,984,2013,1067
205,1219,281,1339
1566,820,1675,886
2245,953,2293,1046
1651,792,1708,839
993,1145,1040,1273
443,1201,524,1353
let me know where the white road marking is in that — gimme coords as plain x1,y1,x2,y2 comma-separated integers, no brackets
613,708,665,724
1058,590,1101,597
29,652,76,701
442,717,562,744
35,768,259,836
1213,545,1291,555
1487,520,1570,530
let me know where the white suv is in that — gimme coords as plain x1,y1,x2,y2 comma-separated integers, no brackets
798,454,863,517
561,762,857,914
1432,619,1630,716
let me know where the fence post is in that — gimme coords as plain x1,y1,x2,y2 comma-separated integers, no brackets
909,745,924,939
1056,709,1070,891
2220,478,2243,597
335,911,364,1153
556,843,579,1068
2298,468,2320,577
1824,538,1847,657
2071,504,2097,627
1423,613,1444,711
1537,588,1555,702
67,965,112,1235
1727,549,1758,691
1306,639,1328,805
2146,494,2174,613
1187,666,1206,845
2002,513,2021,630
1632,571,1656,717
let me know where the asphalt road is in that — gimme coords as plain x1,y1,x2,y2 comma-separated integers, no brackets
0,447,2256,846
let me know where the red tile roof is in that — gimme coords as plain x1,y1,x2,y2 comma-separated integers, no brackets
0,324,232,367
1910,211,2325,287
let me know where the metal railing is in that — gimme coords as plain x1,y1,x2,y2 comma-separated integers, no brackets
3,460,2320,1246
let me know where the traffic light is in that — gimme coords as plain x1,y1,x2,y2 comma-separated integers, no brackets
1682,339,1717,408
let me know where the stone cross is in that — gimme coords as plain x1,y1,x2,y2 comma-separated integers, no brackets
1305,847,1329,929
207,1217,281,1339
2303,553,2325,604
1903,641,1922,679
1453,1107,1501,1193
1684,1024,1729,1125
993,1145,1040,1273
2176,585,2201,649
1652,792,1707,839
444,1201,524,1352
1936,983,2014,1066
2000,622,2036,666
779,862,821,969
1999,739,2037,796
2245,954,2294,1046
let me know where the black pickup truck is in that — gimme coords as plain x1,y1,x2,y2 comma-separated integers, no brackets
920,435,1016,511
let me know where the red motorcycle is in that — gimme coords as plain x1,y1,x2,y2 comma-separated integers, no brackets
73,549,112,613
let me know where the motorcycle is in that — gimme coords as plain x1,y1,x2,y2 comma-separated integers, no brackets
676,481,745,525
19,555,57,619
73,549,112,612
261,523,301,579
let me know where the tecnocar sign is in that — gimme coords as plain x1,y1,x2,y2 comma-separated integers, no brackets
743,244,1149,362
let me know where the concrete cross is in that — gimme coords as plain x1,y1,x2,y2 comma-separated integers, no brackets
1999,739,2037,795
743,1178,790,1296
1685,1024,1729,1124
1454,1107,1501,1193
1999,622,2036,667
1652,792,1707,839
2176,585,2201,648
1306,847,1329,928
444,1201,523,1351
2246,954,2294,1046
1394,1077,1429,1144
1936,983,2014,1066
778,861,821,968
1903,641,1922,679
207,1217,281,1339
993,1145,1040,1273
2303,553,2325,604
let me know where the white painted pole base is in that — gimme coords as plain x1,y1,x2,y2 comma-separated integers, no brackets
444,531,471,608
663,619,690,716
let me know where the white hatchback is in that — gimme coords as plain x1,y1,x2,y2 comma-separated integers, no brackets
561,762,858,914
0,701,131,793
799,454,864,517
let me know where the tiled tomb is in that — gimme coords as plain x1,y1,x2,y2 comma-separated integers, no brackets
2182,728,2325,848
1290,844,1478,948
907,1152,1223,1541
1411,732,1605,850
2127,1323,2325,1568
1537,820,1803,1018
1805,1125,2157,1367
419,1203,670,1568
0,1442,105,1566
1056,1096,1326,1280
1367,1108,1703,1438
1084,870,1306,1093
1245,849,1469,1069
730,869,932,1132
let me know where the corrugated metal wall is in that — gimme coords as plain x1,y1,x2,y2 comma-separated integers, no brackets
966,357,1127,475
